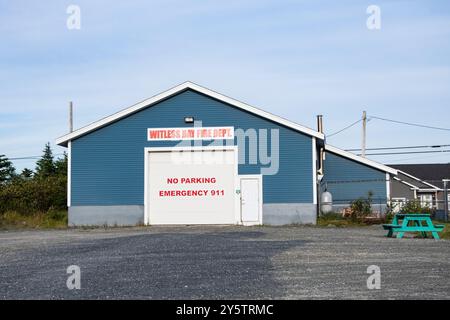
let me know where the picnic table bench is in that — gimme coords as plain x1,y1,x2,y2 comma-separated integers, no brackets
383,213,444,240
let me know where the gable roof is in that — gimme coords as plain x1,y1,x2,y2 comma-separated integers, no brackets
56,81,324,146
388,164,449,189
325,144,398,175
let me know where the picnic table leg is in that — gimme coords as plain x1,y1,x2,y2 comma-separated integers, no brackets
396,217,409,239
392,215,399,225
425,218,440,240
415,220,427,238
387,215,399,238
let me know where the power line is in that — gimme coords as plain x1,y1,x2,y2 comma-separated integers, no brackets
346,144,450,152
358,150,450,156
370,115,450,131
8,153,64,161
327,119,363,137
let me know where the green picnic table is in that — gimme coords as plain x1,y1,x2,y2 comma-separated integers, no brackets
383,213,445,240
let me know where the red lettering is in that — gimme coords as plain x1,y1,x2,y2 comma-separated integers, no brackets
149,130,162,139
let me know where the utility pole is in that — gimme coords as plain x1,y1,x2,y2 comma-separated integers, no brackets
362,110,367,157
69,101,73,133
444,179,449,222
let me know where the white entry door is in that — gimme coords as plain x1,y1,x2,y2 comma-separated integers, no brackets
240,175,262,225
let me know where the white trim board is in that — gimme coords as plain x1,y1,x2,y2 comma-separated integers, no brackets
396,170,441,190
67,141,72,207
312,137,317,205
56,81,324,146
386,172,391,201
325,144,398,175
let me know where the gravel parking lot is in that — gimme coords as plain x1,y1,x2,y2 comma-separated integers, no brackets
0,225,449,300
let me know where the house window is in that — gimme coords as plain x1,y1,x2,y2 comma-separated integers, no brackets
419,194,433,209
392,198,407,213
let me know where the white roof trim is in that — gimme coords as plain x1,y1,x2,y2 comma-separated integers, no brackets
325,144,398,175
56,81,324,146
396,170,441,190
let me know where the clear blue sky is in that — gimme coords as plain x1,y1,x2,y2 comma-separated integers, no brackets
1,0,449,171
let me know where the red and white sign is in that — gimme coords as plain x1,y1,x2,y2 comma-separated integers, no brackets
147,127,234,141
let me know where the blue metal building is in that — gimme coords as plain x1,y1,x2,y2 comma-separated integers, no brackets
56,82,397,226
322,145,397,213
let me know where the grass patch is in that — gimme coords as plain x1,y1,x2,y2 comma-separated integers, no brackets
439,222,450,239
317,212,385,227
317,213,368,227
0,210,68,230
412,221,450,240
435,221,450,239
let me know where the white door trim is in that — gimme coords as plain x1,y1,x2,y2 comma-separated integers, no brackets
312,137,317,205
67,141,72,207
239,174,263,226
144,145,239,225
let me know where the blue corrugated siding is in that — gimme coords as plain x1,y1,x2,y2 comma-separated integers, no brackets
322,152,387,203
71,89,313,205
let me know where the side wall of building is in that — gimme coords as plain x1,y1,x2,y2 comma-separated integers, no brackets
322,152,388,213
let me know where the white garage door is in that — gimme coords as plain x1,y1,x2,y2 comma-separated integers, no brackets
146,148,237,225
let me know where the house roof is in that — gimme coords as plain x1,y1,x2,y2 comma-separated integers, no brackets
394,171,439,191
56,81,325,146
325,144,398,175
388,163,450,189
393,176,420,190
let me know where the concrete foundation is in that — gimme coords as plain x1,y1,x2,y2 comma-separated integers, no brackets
69,203,318,226
263,203,317,225
69,205,144,226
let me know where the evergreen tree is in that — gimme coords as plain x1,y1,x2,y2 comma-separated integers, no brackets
35,143,56,178
54,152,68,176
0,154,16,184
21,168,34,179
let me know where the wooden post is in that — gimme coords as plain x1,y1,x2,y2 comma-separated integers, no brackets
362,111,367,157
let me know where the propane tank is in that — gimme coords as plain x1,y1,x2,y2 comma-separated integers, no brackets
321,191,333,214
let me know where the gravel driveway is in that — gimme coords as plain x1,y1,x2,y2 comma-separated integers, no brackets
0,225,449,299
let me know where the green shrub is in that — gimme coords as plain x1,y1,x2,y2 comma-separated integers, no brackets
0,175,67,215
399,200,433,215
350,191,373,221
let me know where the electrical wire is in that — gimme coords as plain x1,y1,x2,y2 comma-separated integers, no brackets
327,119,363,137
7,153,64,161
346,144,450,152
370,116,450,131
388,153,450,162
358,150,450,156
